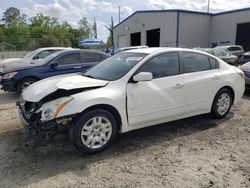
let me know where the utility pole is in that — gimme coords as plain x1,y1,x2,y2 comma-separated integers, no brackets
207,0,210,13
118,6,121,23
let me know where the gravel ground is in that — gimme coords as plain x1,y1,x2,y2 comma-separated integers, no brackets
0,89,249,188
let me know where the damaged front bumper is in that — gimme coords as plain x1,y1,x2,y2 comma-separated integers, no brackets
16,100,75,139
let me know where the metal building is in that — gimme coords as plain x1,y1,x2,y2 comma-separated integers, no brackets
113,8,250,50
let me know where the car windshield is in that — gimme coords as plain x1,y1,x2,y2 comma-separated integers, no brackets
29,51,66,65
201,49,213,54
83,52,147,81
23,49,41,58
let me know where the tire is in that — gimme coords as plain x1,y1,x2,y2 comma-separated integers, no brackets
71,109,117,154
211,88,232,118
17,78,38,94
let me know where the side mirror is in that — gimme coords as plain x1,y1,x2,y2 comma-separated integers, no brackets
133,72,153,82
50,62,58,68
33,55,39,60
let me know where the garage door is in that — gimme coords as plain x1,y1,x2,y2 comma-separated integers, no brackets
118,35,126,48
236,22,250,51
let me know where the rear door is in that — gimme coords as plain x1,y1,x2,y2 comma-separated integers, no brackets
179,52,221,113
82,51,103,72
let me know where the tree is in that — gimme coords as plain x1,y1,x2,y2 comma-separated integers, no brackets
2,7,26,26
5,20,31,50
105,17,114,48
92,18,97,38
78,17,90,38
30,13,59,28
38,34,62,47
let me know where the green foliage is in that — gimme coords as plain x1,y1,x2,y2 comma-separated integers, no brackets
2,7,27,26
92,18,97,38
0,7,101,51
105,17,114,48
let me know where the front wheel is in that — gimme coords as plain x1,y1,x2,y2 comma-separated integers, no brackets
17,78,38,94
71,109,117,154
211,88,232,118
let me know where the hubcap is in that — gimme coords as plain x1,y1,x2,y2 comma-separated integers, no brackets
22,81,35,89
216,93,231,116
81,116,112,149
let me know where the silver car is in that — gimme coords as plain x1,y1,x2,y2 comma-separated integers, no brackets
240,62,250,88
214,45,244,57
195,48,238,65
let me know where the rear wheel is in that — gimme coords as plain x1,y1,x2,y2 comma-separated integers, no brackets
211,88,232,118
17,78,38,94
71,109,117,154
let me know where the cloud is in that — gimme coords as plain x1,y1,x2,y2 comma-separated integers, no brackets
20,0,134,41
147,0,250,12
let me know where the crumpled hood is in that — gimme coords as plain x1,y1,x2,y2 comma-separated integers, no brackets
0,58,41,73
22,73,109,102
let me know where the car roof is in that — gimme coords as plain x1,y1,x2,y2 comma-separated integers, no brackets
125,47,210,54
50,48,109,56
215,45,242,49
37,47,72,50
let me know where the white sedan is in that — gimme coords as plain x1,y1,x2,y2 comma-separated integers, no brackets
18,48,245,153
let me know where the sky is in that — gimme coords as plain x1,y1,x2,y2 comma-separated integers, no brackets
0,0,250,42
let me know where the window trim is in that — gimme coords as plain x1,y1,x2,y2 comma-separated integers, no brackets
49,51,81,66
179,51,215,74
132,51,181,80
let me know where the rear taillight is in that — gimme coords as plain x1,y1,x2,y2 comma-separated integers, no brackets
234,67,245,79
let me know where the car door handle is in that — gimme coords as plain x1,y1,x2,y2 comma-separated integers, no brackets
212,75,220,80
73,66,82,69
173,83,184,89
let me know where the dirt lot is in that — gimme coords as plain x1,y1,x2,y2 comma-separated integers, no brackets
0,89,249,188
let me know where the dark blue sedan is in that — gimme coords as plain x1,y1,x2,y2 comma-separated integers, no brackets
0,49,110,93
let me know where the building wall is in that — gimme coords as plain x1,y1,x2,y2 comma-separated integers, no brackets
113,12,177,48
114,9,250,50
211,11,250,46
178,13,211,48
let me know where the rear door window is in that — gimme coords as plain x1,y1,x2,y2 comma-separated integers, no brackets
83,52,102,63
181,52,210,73
209,57,219,69
56,52,81,65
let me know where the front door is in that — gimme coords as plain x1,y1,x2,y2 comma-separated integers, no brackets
127,52,186,125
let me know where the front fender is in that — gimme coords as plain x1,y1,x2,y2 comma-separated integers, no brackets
56,86,128,128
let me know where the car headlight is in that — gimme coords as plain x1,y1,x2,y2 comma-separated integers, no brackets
37,97,73,122
2,72,18,79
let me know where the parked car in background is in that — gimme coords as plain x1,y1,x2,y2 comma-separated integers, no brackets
1,49,110,93
17,48,245,154
239,51,250,65
114,46,148,54
214,45,244,57
195,48,238,65
0,47,69,67
240,62,250,88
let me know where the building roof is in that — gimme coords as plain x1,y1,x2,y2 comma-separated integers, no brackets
114,7,250,29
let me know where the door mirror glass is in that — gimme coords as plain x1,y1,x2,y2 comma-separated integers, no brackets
133,72,153,82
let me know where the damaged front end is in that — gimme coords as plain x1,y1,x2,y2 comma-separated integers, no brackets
16,92,77,139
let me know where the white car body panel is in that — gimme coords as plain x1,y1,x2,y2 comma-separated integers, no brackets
21,48,245,133
22,73,109,102
127,74,186,125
